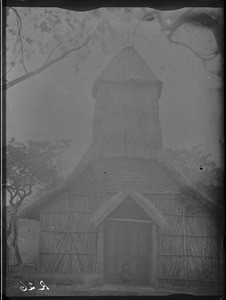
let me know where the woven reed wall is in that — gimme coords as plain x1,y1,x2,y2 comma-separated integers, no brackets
39,157,220,288
146,194,220,287
40,192,108,273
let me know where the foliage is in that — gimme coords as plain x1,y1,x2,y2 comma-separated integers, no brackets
5,138,71,208
166,145,223,208
4,7,105,89
166,145,222,187
4,7,223,90
4,137,71,266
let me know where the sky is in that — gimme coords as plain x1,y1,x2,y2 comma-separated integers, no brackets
6,7,223,177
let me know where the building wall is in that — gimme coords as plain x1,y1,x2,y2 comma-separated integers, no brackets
39,192,105,273
39,158,220,288
148,194,219,287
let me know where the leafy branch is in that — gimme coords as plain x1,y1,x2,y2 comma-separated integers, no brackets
3,33,93,90
3,7,97,90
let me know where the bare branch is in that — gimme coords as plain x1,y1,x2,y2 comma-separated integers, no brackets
3,50,21,79
17,189,26,199
45,42,63,64
154,9,194,34
141,9,223,77
16,196,25,207
3,34,93,90
16,185,32,208
8,189,19,209
6,186,13,198
168,37,219,63
4,184,17,195
10,7,29,74
155,9,223,56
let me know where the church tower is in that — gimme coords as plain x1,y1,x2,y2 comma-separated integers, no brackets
21,47,220,291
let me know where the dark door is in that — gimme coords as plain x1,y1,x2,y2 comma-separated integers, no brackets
104,219,151,285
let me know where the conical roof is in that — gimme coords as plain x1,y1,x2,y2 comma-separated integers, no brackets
96,47,160,82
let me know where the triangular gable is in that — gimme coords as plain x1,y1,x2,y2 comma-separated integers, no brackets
90,189,167,230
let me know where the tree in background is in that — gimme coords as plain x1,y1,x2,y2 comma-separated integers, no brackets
4,138,71,266
3,7,114,90
166,145,223,206
166,145,224,283
3,6,223,90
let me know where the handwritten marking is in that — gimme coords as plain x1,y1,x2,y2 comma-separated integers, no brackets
39,280,50,290
19,280,49,291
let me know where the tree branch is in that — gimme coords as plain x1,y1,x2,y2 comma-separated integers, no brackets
8,188,18,209
16,184,32,208
155,10,223,56
10,7,29,74
168,36,219,62
45,42,63,64
154,9,194,34
3,49,21,79
6,186,13,198
3,34,94,90
141,9,223,77
17,189,26,199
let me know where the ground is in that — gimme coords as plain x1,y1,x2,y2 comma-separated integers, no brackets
4,266,223,297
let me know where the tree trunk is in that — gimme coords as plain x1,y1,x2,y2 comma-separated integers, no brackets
6,213,14,273
13,241,22,266
11,212,22,266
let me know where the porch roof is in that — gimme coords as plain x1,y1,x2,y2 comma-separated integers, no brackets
90,189,167,230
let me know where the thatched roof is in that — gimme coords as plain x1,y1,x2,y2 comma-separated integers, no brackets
18,152,220,221
90,189,168,230
95,47,160,83
156,149,220,207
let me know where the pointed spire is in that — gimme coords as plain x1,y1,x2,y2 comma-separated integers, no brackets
94,47,161,83
91,47,163,158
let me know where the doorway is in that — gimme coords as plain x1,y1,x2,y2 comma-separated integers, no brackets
104,219,152,285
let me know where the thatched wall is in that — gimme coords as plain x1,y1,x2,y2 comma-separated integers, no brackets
147,194,220,287
40,190,220,287
39,192,107,273
38,157,220,288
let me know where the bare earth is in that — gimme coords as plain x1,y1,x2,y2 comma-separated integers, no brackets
4,266,223,297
